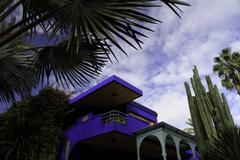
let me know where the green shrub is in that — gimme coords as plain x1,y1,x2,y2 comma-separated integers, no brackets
0,87,69,160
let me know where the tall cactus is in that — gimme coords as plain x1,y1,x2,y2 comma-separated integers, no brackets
184,66,234,160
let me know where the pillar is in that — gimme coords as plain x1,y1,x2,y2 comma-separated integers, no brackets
172,136,182,160
189,143,196,160
136,137,144,160
156,131,168,160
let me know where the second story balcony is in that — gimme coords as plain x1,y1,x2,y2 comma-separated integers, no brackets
64,109,152,144
101,110,127,126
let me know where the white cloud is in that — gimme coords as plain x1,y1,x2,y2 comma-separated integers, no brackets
92,0,240,129
139,84,191,129
230,41,240,51
2,0,239,129
225,92,240,125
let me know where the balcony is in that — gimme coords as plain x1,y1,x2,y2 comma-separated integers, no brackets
101,110,127,125
64,110,150,147
61,110,151,160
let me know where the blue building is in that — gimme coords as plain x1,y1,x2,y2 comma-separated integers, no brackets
61,76,198,160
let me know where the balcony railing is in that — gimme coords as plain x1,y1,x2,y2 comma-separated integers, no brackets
101,110,127,125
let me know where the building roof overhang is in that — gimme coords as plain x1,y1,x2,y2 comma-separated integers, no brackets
135,121,196,141
69,75,143,110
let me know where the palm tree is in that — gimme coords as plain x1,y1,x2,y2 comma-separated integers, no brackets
183,118,195,135
213,48,240,95
0,0,190,103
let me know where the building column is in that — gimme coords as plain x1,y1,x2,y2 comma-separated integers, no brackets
60,139,73,160
136,137,145,160
65,140,71,160
156,131,168,160
189,143,196,159
172,136,182,160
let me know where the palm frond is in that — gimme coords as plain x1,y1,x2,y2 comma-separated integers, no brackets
0,0,14,14
21,0,189,55
161,0,190,18
207,125,240,160
49,0,161,54
0,1,22,24
0,50,33,102
0,20,35,103
0,0,190,102
183,118,195,135
213,48,240,94
221,78,234,90
32,38,109,88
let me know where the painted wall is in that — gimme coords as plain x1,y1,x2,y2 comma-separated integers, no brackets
60,111,151,160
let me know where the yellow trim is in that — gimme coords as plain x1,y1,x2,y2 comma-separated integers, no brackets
129,112,155,126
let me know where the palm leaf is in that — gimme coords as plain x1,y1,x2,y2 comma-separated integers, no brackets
183,118,195,135
0,0,14,14
207,125,240,160
0,51,33,102
21,0,189,54
161,0,190,18
32,37,109,88
0,19,34,103
213,48,240,94
0,0,190,102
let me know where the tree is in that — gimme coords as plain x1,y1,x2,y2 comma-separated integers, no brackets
213,48,240,95
0,0,190,103
0,87,69,160
183,118,195,135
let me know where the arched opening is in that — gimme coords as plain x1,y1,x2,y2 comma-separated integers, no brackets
165,135,178,160
179,140,193,160
140,135,163,160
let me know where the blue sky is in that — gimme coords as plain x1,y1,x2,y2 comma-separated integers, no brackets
1,0,240,129
90,0,240,129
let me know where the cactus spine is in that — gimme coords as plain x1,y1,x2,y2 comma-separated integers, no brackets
184,66,234,159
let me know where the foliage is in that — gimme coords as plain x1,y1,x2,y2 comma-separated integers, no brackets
185,66,235,160
0,87,69,160
207,125,240,160
0,18,33,103
213,48,240,95
0,0,190,102
183,118,195,135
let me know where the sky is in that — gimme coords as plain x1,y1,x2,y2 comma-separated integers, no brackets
1,0,240,129
86,0,240,129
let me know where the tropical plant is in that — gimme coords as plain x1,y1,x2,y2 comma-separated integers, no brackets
0,87,69,160
185,66,235,160
0,18,34,103
207,125,240,160
0,0,190,103
213,48,240,95
183,118,195,135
